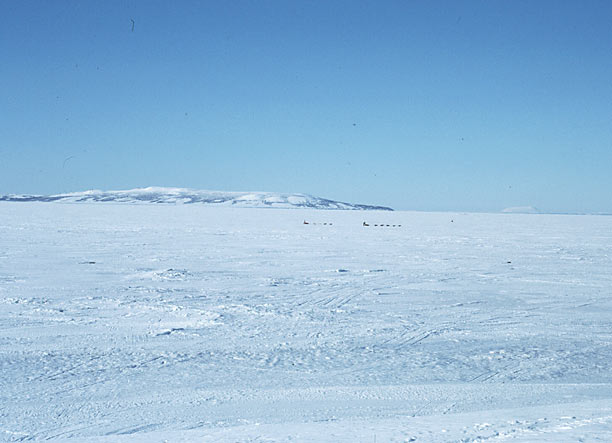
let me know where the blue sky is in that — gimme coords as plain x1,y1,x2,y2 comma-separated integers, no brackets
2,1,611,212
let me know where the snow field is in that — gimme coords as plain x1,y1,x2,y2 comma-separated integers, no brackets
1,203,611,441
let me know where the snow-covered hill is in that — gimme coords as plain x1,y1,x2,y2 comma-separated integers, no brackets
0,187,393,210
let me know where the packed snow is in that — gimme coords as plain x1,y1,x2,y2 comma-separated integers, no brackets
0,187,393,211
1,202,611,442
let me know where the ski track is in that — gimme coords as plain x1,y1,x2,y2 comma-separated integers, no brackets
1,203,611,441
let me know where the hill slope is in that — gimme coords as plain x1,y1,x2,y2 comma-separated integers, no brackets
0,187,393,210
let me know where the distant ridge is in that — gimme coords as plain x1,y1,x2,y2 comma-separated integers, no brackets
0,187,393,211
501,206,541,214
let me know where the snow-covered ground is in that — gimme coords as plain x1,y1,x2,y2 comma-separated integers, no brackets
1,203,611,442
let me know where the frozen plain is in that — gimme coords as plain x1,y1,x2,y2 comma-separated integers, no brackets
1,203,611,442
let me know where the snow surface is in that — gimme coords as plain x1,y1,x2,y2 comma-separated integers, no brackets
0,187,393,211
1,203,611,442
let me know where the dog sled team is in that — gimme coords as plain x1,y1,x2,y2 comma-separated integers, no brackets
302,220,401,227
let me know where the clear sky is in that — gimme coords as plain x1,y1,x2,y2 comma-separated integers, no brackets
2,1,611,212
